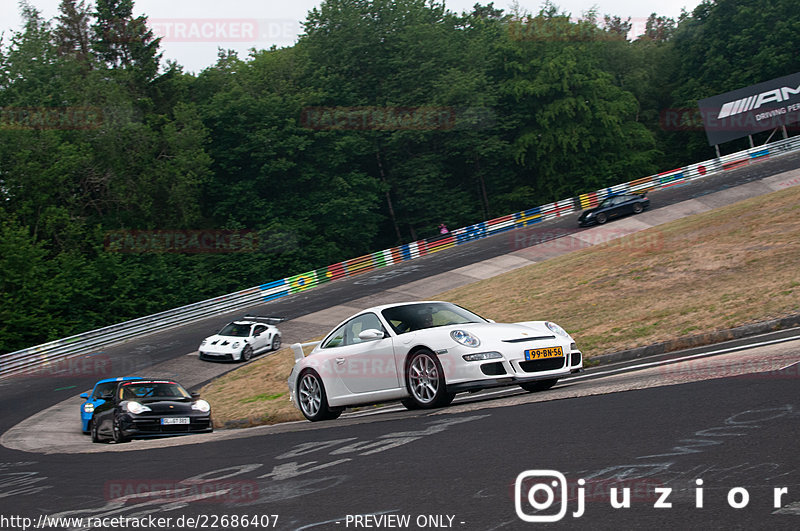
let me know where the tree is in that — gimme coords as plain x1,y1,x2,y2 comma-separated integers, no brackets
92,0,161,80
639,13,676,42
500,4,658,200
54,0,93,67
603,15,632,40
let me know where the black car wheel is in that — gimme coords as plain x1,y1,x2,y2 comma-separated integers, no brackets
241,345,253,362
403,350,454,410
633,202,644,214
90,420,101,443
596,212,608,224
271,335,281,351
112,416,129,443
519,378,559,393
297,370,342,422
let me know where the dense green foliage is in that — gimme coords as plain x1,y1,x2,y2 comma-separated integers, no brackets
1,0,798,352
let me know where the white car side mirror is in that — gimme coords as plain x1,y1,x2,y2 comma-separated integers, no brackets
358,329,385,341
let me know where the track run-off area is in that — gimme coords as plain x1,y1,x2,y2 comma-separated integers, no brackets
0,152,799,530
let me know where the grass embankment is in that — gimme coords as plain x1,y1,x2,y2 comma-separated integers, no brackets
200,185,800,428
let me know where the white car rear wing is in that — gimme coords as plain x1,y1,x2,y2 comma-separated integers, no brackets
242,315,285,324
290,341,322,362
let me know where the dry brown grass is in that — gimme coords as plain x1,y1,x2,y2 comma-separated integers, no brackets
443,185,800,356
200,347,303,428
199,341,323,428
201,185,800,428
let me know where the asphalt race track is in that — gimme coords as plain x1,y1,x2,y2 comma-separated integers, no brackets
1,151,800,530
0,344,798,530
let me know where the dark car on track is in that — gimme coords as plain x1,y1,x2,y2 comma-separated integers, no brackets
578,193,650,226
89,379,212,443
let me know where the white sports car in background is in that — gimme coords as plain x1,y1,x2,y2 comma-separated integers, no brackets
287,301,582,421
199,315,283,362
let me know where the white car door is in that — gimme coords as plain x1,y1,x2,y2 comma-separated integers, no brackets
251,324,270,351
332,313,400,394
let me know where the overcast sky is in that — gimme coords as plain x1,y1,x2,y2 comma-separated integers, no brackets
1,1,701,73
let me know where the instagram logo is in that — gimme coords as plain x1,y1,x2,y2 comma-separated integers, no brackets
514,470,791,520
514,470,571,522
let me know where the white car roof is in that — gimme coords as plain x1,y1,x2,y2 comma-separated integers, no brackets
351,301,447,314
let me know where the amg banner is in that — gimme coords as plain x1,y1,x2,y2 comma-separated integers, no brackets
698,72,800,146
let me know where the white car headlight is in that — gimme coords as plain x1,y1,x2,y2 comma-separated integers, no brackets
451,330,480,348
125,401,151,414
462,351,502,361
192,399,211,413
232,342,240,349
546,321,570,339
200,339,207,346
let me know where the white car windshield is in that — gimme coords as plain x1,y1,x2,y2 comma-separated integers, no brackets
218,323,251,337
381,302,486,334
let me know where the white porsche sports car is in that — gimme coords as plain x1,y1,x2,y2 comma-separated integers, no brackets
198,315,283,362
288,301,582,421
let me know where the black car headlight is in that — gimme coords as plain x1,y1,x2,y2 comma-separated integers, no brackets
192,399,211,413
125,401,152,414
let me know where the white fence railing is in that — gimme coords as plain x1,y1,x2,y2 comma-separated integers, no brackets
3,135,800,379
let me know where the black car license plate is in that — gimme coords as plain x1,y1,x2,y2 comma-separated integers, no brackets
161,417,190,425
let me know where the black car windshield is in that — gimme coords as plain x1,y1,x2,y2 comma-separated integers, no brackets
218,323,251,337
599,197,615,208
381,302,486,334
120,382,190,400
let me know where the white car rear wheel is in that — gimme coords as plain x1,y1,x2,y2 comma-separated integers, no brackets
298,370,342,422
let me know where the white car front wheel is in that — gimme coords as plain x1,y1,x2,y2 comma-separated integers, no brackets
241,345,253,362
402,351,454,410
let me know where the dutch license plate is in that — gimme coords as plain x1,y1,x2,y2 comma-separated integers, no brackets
524,346,563,361
161,417,190,425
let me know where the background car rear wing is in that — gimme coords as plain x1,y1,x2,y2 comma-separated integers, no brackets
242,315,285,324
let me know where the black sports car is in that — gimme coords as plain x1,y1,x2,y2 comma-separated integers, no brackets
578,193,650,226
90,379,212,443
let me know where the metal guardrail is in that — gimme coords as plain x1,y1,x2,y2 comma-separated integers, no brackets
3,135,800,379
